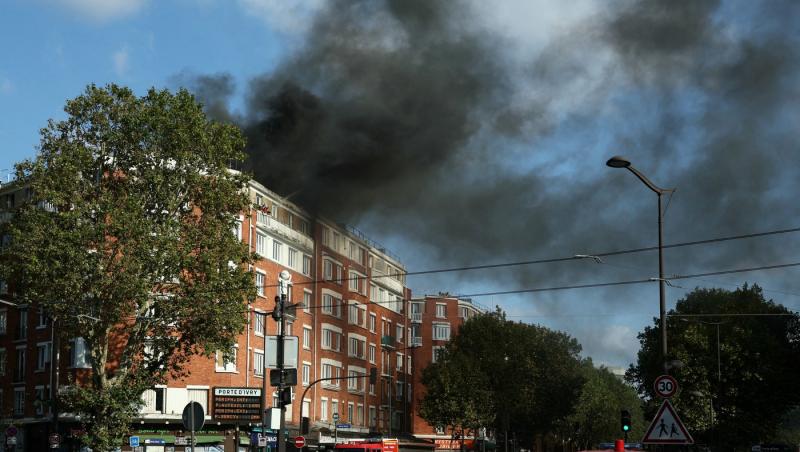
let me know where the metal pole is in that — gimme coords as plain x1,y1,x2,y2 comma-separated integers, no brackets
658,192,668,365
191,407,196,452
716,323,721,383
388,376,392,437
262,311,269,452
278,290,287,452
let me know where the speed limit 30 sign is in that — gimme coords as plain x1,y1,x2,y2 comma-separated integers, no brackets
654,375,678,398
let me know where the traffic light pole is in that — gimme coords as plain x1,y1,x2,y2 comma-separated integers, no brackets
299,370,378,435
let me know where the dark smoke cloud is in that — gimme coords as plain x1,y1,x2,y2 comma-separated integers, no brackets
186,0,800,363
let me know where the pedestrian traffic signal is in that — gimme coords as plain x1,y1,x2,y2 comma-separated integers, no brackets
621,409,631,432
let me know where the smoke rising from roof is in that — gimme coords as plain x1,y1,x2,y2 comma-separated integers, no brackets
182,0,800,362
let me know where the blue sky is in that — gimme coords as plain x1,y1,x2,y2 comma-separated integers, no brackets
2,0,799,371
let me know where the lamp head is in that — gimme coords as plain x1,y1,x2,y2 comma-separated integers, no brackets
606,156,631,168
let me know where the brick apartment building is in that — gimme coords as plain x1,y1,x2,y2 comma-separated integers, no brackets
408,295,486,449
0,175,488,452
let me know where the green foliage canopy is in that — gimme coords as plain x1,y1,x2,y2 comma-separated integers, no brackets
626,284,800,449
0,84,256,450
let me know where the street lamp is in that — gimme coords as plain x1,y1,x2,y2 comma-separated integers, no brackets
606,156,675,366
679,318,724,384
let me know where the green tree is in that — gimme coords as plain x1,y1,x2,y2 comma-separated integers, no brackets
419,309,585,450
554,360,645,449
0,84,256,450
626,284,800,450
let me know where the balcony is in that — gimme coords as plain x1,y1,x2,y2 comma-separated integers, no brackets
410,313,422,323
380,336,396,349
410,337,422,347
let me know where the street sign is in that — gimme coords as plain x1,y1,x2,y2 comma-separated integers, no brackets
213,387,262,422
654,374,679,398
5,426,17,437
333,412,340,422
642,399,693,445
49,433,62,446
129,436,140,447
182,401,206,431
266,336,299,369
336,424,351,429
271,368,298,386
295,436,306,448
175,436,189,446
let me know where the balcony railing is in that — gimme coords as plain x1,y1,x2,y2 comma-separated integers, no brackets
410,313,422,323
380,336,396,348
410,336,422,347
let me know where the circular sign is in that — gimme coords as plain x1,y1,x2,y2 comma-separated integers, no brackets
5,426,17,437
295,436,306,448
332,412,339,422
654,374,679,398
49,433,62,445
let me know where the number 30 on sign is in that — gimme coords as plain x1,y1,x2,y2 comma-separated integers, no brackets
653,375,678,398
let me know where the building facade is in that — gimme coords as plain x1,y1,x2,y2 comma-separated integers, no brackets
0,178,422,451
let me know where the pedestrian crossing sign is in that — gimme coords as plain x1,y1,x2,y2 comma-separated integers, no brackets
642,399,694,445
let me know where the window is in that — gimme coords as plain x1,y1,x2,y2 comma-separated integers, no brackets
348,402,354,422
36,342,51,371
272,241,282,261
255,272,265,297
320,397,328,421
37,308,48,328
254,350,264,377
0,348,5,376
303,290,312,313
288,248,298,269
215,347,237,372
188,388,208,413
142,387,165,413
254,311,266,336
271,203,279,219
436,303,447,318
303,327,312,350
369,313,376,333
322,294,341,318
370,284,377,302
13,387,25,416
322,363,341,387
322,328,341,352
233,219,243,241
396,381,403,400
357,403,364,426
432,346,445,363
324,260,333,281
348,303,361,326
256,232,268,256
396,353,403,370
302,255,312,276
302,363,311,386
13,348,24,380
348,370,360,392
348,336,365,359
17,308,27,340
396,324,403,342
368,343,376,364
70,338,91,368
300,219,310,235
369,406,377,427
433,323,451,341
0,309,6,335
34,386,48,416
369,381,375,395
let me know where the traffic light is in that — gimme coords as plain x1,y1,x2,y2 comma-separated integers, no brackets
301,417,310,434
621,409,631,433
272,295,282,321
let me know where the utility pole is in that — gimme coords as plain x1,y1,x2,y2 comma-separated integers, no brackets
276,271,291,452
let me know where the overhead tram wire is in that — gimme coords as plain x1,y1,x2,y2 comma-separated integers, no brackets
254,225,800,291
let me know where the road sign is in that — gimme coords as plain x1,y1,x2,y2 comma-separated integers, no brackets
49,433,62,446
336,424,351,429
654,374,679,398
129,436,140,447
5,426,17,437
182,401,206,431
333,412,340,422
295,436,306,448
642,399,694,445
266,336,299,369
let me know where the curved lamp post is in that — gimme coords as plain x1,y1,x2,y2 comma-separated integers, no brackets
607,156,675,366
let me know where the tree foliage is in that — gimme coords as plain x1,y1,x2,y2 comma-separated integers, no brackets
419,309,585,448
0,84,256,450
554,360,645,449
626,284,800,449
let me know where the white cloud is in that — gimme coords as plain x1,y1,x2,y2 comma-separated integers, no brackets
113,46,130,76
56,0,148,23
237,0,323,34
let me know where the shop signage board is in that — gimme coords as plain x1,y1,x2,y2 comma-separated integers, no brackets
213,387,263,422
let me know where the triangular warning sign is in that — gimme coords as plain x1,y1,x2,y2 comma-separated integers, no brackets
642,399,694,445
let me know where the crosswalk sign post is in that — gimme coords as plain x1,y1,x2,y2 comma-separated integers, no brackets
642,399,694,445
